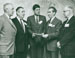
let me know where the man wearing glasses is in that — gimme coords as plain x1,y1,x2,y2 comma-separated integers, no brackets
57,6,75,58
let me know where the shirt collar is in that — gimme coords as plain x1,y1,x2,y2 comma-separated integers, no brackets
17,16,21,23
68,14,73,20
34,15,39,19
50,16,55,23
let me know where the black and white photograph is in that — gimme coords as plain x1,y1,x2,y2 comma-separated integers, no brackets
0,0,75,58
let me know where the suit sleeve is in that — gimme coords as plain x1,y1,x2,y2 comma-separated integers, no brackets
60,22,75,47
43,16,46,33
27,17,33,34
0,18,4,32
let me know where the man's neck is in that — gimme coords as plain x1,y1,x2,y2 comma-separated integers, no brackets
17,16,23,20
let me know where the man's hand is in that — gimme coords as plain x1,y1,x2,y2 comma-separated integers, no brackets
42,34,48,38
32,33,36,37
28,44,30,49
57,41,61,48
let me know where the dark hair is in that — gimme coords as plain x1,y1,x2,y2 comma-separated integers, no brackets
33,4,40,10
48,7,57,13
16,6,24,11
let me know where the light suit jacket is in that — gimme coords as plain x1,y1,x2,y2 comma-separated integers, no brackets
0,14,17,55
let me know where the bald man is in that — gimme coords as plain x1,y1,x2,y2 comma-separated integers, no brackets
0,3,17,58
57,6,75,58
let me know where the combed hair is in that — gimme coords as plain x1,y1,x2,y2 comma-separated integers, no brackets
32,4,40,10
48,6,57,13
16,6,24,11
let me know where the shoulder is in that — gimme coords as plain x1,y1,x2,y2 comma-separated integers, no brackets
0,14,5,22
39,15,46,21
12,17,18,23
39,15,46,18
27,15,34,22
27,15,34,19
55,17,62,23
12,17,17,21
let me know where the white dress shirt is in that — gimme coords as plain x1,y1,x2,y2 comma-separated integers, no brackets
34,15,39,23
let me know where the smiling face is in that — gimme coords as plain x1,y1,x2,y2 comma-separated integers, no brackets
16,8,25,19
47,8,56,19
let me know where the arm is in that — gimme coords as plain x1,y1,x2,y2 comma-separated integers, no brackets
60,29,75,47
27,17,33,34
60,22,75,47
48,21,62,40
43,16,46,33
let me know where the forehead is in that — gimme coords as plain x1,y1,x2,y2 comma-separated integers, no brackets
5,4,13,9
64,7,71,11
48,8,53,12
18,8,25,12
35,8,40,10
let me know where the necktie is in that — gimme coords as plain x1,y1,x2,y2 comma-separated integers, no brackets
20,19,25,32
65,19,68,24
36,16,39,23
20,19,24,29
49,18,51,23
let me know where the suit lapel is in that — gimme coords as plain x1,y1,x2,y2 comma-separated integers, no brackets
3,14,17,31
31,15,38,25
51,17,58,25
15,17,24,32
67,16,75,24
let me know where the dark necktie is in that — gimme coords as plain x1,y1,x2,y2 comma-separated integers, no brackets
65,19,68,24
20,19,24,29
49,18,51,23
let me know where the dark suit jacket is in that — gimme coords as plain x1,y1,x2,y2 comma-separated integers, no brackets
59,16,75,56
45,17,62,51
12,17,29,52
27,15,46,46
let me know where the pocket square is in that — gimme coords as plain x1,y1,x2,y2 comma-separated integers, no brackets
38,21,43,24
48,24,55,27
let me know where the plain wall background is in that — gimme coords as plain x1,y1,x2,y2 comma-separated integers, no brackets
0,0,75,22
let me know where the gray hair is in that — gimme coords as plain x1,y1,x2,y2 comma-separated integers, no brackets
66,5,74,12
3,3,13,12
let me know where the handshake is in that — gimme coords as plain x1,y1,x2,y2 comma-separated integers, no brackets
32,33,49,38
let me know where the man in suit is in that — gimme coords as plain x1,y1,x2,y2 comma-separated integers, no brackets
57,6,75,58
42,7,62,58
12,7,28,58
27,4,46,58
0,3,17,58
